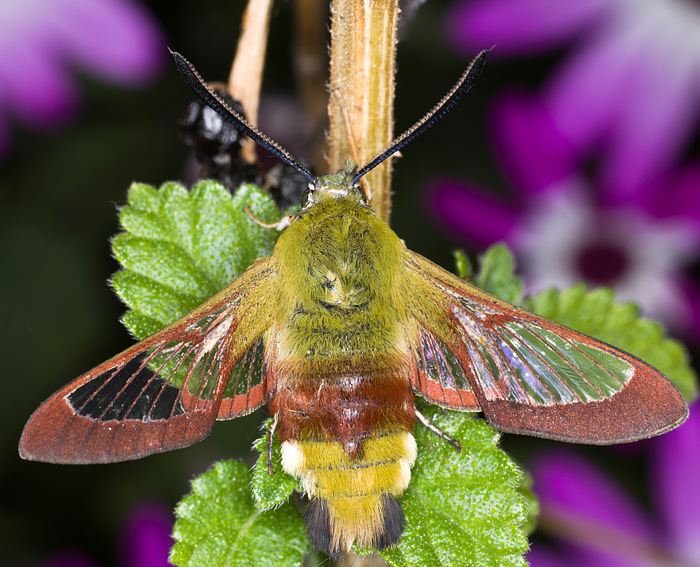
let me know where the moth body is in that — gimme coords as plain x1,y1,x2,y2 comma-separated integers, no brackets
269,176,417,550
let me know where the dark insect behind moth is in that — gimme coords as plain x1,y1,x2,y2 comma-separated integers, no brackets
177,85,309,209
20,48,688,555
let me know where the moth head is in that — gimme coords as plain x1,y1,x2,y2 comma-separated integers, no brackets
170,48,490,211
302,162,366,209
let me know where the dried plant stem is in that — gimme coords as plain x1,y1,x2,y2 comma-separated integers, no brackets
327,0,400,222
327,6,400,563
228,0,274,163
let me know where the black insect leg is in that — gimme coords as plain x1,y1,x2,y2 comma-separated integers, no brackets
415,409,462,452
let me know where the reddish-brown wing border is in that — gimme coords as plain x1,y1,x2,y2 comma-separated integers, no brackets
471,311,688,443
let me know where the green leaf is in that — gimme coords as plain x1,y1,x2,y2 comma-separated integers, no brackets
170,460,309,567
517,472,539,536
251,419,300,511
112,180,282,339
475,243,523,305
525,284,697,400
233,183,286,262
376,405,529,567
453,249,473,280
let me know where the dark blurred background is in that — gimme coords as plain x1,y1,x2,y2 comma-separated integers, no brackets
2,1,699,565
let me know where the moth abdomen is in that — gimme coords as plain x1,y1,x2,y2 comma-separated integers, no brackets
304,498,332,555
303,492,405,555
271,363,416,552
271,365,414,455
377,493,405,549
283,431,416,553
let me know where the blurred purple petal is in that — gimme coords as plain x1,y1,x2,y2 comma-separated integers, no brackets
544,29,641,153
677,277,700,341
527,545,573,567
0,0,163,153
664,164,700,226
447,0,610,55
490,92,577,197
533,451,661,567
119,503,172,567
532,450,655,539
426,179,519,246
448,0,700,226
603,57,699,199
0,43,78,125
651,404,700,562
55,0,165,84
633,164,700,233
528,545,613,567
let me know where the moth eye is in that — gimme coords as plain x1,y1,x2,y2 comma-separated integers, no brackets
300,187,314,207
301,181,318,206
355,184,368,204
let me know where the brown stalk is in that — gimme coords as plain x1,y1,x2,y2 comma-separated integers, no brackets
228,0,274,164
326,7,402,562
326,0,400,222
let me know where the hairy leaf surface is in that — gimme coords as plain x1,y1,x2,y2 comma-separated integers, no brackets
377,406,529,567
475,243,523,305
112,180,281,339
170,461,308,567
251,419,300,511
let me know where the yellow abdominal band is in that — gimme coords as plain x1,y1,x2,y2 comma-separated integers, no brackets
281,432,417,552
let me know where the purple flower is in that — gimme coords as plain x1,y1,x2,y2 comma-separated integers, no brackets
427,92,700,336
43,502,172,567
528,403,700,566
447,0,700,196
0,0,164,154
118,503,173,567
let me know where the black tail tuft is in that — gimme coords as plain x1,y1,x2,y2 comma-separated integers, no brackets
305,498,333,554
375,494,405,549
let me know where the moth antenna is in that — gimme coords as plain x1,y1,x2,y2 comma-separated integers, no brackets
352,49,490,185
170,49,316,183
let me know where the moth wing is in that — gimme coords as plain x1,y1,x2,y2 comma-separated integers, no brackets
216,333,272,420
409,314,481,411
20,258,277,463
405,251,688,443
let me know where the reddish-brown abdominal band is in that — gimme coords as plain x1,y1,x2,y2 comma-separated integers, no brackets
270,368,415,457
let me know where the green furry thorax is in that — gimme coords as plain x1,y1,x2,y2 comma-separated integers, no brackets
272,198,407,358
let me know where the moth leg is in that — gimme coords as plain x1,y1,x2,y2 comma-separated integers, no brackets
267,413,279,475
415,409,462,452
244,207,295,231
